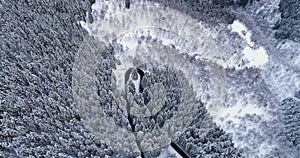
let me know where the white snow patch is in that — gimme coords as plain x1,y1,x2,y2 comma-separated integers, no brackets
243,46,269,67
211,100,265,125
231,20,254,47
231,20,269,67
157,146,182,158
129,72,141,94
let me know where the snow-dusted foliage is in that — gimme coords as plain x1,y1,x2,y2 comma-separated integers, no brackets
78,0,299,157
0,0,112,157
72,35,209,156
1,0,299,157
275,0,300,42
279,97,300,155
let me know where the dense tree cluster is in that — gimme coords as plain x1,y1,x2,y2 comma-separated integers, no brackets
94,44,132,130
126,63,183,132
214,0,260,7
150,0,236,24
280,97,300,153
0,0,112,157
2,0,298,157
274,0,300,42
175,104,243,158
225,67,274,107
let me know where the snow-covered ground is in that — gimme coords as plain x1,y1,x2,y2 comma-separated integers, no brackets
231,20,269,67
77,0,299,157
157,146,182,158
